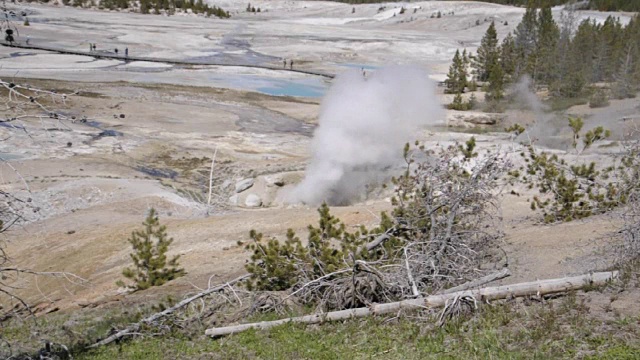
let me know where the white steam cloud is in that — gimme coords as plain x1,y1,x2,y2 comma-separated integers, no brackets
288,66,443,205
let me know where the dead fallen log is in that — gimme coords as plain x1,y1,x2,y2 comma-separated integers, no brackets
205,271,617,337
441,268,511,294
90,274,249,348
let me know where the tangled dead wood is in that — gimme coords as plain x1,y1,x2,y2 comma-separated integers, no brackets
205,271,618,337
89,274,249,348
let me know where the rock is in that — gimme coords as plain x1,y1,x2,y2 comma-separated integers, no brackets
244,194,262,207
263,174,286,187
447,112,506,128
235,178,254,193
228,194,239,206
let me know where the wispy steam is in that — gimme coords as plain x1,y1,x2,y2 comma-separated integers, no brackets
288,66,443,205
509,76,566,148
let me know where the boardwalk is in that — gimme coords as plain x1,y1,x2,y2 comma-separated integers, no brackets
2,42,336,79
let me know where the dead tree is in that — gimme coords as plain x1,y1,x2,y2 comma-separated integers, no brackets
389,139,511,294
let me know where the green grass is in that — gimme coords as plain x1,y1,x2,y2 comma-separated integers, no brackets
4,286,640,360
69,295,640,360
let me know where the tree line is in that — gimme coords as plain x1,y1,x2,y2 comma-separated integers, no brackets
445,0,566,6
448,0,640,11
588,0,640,12
25,0,230,18
445,3,640,109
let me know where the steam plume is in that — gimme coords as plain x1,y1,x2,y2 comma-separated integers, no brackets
288,66,443,205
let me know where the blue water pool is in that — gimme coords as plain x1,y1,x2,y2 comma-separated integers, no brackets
257,79,327,98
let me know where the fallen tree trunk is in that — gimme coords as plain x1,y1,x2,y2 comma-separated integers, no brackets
441,268,511,294
90,274,249,348
205,271,617,337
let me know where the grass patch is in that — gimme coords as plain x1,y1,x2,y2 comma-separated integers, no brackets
19,294,633,360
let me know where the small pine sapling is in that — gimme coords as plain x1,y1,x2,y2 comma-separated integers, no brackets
118,208,185,291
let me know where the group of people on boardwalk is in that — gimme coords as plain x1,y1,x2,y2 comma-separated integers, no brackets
89,43,129,57
283,58,294,70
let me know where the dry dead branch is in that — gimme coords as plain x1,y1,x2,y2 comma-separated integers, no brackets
89,274,249,348
205,271,618,337
440,268,511,294
207,146,218,207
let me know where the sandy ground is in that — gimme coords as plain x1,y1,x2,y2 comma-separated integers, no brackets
1,1,639,315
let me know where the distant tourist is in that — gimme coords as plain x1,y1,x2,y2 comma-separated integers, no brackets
89,43,92,52
26,35,30,45
283,58,286,68
290,59,294,70
93,44,96,51
115,48,118,55
125,47,128,57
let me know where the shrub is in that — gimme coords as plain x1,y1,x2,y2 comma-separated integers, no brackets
447,93,476,111
508,118,637,223
118,208,185,291
589,89,610,108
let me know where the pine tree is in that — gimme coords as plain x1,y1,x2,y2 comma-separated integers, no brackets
474,21,500,82
448,92,465,110
600,16,625,81
458,49,469,91
119,208,185,291
445,49,465,94
554,7,576,94
535,6,559,84
514,3,538,78
612,44,637,99
500,33,517,81
485,61,505,102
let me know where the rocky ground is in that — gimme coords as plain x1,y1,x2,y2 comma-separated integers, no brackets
1,1,639,317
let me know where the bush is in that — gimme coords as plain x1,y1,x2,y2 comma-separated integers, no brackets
118,208,185,291
589,89,610,108
244,204,398,308
447,93,476,111
507,118,638,223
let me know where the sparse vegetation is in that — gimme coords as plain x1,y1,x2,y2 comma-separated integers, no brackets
507,118,640,223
